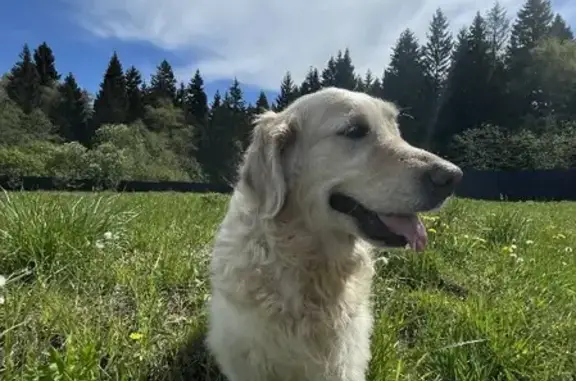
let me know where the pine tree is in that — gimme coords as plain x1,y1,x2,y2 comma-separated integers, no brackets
275,72,299,111
92,51,128,129
33,42,60,86
225,78,251,150
549,14,574,41
321,57,338,87
436,13,494,154
334,49,357,90
299,67,322,95
227,78,246,113
197,90,242,184
506,0,554,123
6,44,41,114
149,59,178,105
381,29,429,145
53,73,90,144
485,1,511,63
423,8,453,94
176,82,186,109
255,91,270,112
185,69,209,126
125,66,144,123
507,0,553,65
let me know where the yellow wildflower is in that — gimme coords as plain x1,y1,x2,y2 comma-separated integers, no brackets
129,332,144,341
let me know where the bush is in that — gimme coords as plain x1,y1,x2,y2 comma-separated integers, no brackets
450,121,576,170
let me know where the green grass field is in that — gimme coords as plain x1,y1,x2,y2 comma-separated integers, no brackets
0,192,574,381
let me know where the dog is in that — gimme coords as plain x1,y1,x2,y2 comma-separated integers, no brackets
206,87,462,381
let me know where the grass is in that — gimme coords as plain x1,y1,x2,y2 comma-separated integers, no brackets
0,192,575,380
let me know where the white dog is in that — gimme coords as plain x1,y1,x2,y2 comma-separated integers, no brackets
206,87,462,381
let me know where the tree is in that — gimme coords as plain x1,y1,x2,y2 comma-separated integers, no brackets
334,49,357,90
33,42,60,87
6,44,41,114
549,14,574,41
299,67,322,96
381,29,429,146
421,8,453,148
423,8,453,94
506,0,554,123
226,78,251,150
485,1,511,63
196,91,242,184
176,81,186,109
321,56,338,87
255,91,270,112
275,72,299,111
149,59,177,106
185,70,209,126
125,66,144,123
525,37,576,120
53,73,90,144
435,14,495,155
92,52,128,130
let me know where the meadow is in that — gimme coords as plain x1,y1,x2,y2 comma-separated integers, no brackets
0,191,574,380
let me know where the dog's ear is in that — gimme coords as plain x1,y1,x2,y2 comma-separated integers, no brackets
240,110,296,219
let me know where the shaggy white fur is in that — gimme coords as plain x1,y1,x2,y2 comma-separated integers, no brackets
206,87,462,381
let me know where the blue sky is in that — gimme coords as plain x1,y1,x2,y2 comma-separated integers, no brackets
1,0,574,105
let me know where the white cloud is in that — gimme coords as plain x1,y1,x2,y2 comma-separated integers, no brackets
71,0,550,90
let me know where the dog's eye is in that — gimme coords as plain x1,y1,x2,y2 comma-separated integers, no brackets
339,123,369,140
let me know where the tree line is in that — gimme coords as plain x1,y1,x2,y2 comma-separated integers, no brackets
1,0,575,185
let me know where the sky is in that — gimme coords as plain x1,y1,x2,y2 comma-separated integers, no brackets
1,0,575,104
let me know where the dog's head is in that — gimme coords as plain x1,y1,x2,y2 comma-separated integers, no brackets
239,87,462,251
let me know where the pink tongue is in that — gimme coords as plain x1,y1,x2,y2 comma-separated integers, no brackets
378,214,428,252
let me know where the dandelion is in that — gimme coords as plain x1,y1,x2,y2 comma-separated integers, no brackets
502,245,515,254
129,332,143,341
103,231,114,240
553,233,566,240
565,247,573,253
525,240,534,245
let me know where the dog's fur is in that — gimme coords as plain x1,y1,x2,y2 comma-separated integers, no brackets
206,88,462,381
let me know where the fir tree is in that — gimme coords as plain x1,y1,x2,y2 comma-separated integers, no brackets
275,72,299,111
382,29,429,145
299,67,322,95
125,66,144,123
255,91,270,112
6,44,41,114
334,48,357,90
149,59,178,105
92,51,128,129
53,73,90,144
549,13,574,41
321,56,338,87
423,8,453,94
185,69,209,126
33,42,60,86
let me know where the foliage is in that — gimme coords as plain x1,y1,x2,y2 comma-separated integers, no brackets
0,0,575,179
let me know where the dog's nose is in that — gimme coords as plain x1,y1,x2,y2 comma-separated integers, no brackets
427,163,463,196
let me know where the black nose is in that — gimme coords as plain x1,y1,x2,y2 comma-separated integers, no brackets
427,163,463,197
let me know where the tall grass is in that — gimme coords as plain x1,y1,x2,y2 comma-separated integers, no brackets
0,192,574,380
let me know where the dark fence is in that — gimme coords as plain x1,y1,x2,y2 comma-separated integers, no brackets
1,169,575,201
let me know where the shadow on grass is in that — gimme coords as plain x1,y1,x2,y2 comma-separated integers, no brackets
147,330,226,381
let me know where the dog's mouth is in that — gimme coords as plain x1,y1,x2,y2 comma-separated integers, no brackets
329,193,428,251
